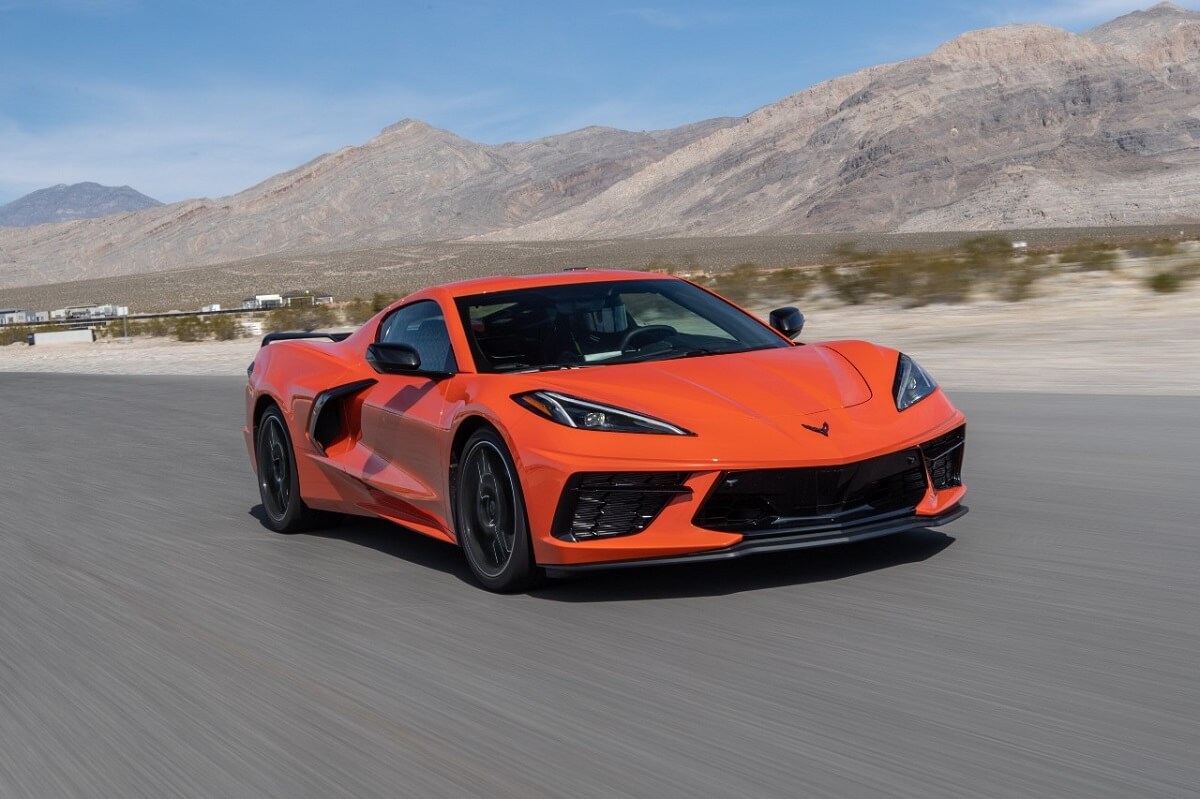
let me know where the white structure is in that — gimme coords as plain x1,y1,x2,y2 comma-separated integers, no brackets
0,309,32,325
30,328,95,346
282,292,334,307
241,294,284,310
49,303,128,320
201,304,222,313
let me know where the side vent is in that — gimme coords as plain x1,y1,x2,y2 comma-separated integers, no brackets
308,379,377,455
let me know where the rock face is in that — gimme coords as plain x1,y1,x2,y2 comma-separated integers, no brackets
490,4,1200,240
2,4,1200,289
0,183,162,227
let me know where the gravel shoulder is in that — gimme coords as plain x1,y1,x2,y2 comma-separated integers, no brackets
3,280,1198,395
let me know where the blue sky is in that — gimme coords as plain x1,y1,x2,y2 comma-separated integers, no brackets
0,0,1179,204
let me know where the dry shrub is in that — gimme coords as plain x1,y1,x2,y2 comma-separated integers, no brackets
266,304,337,333
1058,242,1119,270
1145,261,1200,294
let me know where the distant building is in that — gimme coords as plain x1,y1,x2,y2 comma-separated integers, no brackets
241,294,284,310
0,308,32,325
282,291,335,307
49,303,128,320
201,303,222,313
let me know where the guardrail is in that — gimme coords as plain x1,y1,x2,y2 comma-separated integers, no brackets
9,307,267,329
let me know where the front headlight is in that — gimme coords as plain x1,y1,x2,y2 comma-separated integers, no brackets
513,390,692,435
893,353,938,411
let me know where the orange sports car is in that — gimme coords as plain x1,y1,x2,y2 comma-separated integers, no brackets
245,270,966,591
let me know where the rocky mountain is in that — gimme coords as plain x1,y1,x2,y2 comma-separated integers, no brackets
488,3,1200,240
0,182,162,228
1,3,1199,289
0,120,736,287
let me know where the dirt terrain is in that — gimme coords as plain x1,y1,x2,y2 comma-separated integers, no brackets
3,226,1200,313
4,258,1197,395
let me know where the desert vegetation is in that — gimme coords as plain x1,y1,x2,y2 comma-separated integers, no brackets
0,324,35,346
5,233,1198,348
97,313,252,342
643,234,1200,310
1144,261,1200,294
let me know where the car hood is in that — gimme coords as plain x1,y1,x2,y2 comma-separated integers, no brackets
527,344,872,422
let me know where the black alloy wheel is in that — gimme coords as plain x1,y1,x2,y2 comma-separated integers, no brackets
455,428,540,592
255,405,336,533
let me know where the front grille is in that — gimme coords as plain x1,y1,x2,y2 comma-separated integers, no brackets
694,450,929,537
553,472,690,541
922,425,965,489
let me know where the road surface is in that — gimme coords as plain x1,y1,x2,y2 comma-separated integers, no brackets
0,374,1195,798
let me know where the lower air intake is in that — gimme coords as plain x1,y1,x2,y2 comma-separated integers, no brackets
921,425,965,489
693,450,929,537
553,472,689,541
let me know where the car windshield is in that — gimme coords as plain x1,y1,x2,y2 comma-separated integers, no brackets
455,278,790,373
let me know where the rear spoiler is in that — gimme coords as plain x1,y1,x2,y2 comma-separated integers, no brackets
260,331,352,348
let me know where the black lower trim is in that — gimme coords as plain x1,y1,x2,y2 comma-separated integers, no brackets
543,504,967,575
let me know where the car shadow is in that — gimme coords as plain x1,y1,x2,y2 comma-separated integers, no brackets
251,506,956,599
528,529,956,602
248,505,478,586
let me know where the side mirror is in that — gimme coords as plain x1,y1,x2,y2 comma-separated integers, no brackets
769,306,805,340
366,342,421,374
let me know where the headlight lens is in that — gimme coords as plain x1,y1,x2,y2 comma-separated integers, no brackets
513,391,692,435
893,353,938,411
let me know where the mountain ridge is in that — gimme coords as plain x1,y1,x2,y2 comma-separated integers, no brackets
0,182,163,228
2,3,1200,289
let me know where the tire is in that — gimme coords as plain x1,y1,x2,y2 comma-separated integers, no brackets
255,405,338,533
455,428,541,592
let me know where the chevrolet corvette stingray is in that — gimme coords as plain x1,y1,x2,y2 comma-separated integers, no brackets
245,270,966,591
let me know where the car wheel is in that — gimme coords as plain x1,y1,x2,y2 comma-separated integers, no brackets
256,405,337,533
455,428,541,592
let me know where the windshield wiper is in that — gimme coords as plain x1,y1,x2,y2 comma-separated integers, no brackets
511,364,582,373
668,346,751,360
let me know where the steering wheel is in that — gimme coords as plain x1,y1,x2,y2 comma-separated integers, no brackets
618,325,676,352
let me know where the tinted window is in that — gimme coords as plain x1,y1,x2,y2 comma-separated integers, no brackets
456,279,788,373
377,300,457,373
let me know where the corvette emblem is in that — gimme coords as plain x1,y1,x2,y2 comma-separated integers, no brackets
802,421,830,437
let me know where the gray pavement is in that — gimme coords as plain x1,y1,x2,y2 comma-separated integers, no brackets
0,374,1196,798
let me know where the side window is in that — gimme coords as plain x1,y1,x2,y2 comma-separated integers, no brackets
377,300,458,373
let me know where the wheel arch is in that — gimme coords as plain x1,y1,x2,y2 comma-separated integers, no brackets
252,393,282,435
448,415,501,526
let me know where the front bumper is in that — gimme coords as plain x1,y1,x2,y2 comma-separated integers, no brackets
510,395,968,567
543,503,967,575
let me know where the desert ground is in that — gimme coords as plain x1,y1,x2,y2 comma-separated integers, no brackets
3,260,1197,394
4,226,1200,313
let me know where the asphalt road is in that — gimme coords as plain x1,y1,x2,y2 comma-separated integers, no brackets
0,374,1196,799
